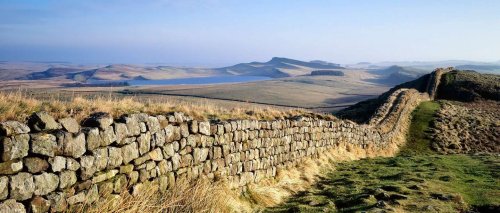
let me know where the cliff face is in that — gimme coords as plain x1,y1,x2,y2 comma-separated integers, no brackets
0,70,445,212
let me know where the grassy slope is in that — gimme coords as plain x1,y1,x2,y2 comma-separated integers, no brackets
267,101,499,212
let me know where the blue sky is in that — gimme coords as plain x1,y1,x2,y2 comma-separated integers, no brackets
0,0,499,66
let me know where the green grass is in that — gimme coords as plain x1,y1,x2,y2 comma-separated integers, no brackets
399,101,440,156
266,101,500,213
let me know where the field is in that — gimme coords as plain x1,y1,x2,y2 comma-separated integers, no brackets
267,101,500,212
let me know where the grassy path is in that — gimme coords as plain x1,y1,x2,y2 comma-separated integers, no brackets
266,101,499,212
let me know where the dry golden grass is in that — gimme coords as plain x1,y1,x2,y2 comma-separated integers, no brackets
0,91,335,122
73,177,251,213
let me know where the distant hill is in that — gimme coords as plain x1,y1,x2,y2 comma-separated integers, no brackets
368,65,429,85
216,57,344,78
8,57,345,81
310,70,344,76
455,65,500,74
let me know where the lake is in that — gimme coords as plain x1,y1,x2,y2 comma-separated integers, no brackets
89,75,271,86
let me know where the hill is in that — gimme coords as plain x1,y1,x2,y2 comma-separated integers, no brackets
367,65,429,85
216,57,345,78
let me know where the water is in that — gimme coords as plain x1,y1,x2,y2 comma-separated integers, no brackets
89,75,271,86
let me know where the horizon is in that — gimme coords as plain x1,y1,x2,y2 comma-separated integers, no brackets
1,0,500,66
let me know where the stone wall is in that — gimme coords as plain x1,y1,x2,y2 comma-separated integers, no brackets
0,70,443,212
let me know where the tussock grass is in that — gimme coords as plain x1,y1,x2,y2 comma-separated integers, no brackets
0,91,333,122
73,178,251,213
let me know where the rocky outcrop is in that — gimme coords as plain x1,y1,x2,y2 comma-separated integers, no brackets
0,70,446,212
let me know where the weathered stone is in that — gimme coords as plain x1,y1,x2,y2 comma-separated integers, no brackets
83,127,100,151
10,172,35,201
80,155,96,180
0,160,23,175
148,148,163,161
1,134,29,161
57,132,86,158
86,184,99,204
172,153,181,170
0,199,26,213
28,112,60,132
23,157,49,173
59,170,77,189
67,192,85,205
138,132,151,155
146,116,161,133
180,123,189,138
128,171,139,185
30,133,57,157
48,156,66,172
82,112,113,130
0,121,29,136
199,121,211,135
124,115,141,136
113,174,128,193
46,192,67,212
92,148,108,171
189,120,198,134
66,158,80,171
0,176,8,200
100,125,117,147
114,123,129,145
119,164,134,174
162,143,175,158
58,117,79,133
193,148,209,164
34,172,59,196
98,181,114,197
30,196,50,213
107,147,123,169
92,169,118,184
122,142,139,164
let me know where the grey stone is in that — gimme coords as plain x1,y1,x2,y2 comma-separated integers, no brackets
180,123,189,137
114,123,129,144
138,132,151,155
46,192,67,212
162,143,175,158
86,184,99,204
59,170,77,189
66,158,80,171
0,160,23,175
0,176,8,200
33,172,59,196
189,120,198,134
1,134,29,161
30,196,50,213
0,121,29,136
48,156,66,172
80,155,96,180
57,132,86,158
92,169,118,184
164,125,176,142
82,112,113,130
23,157,49,173
30,133,57,157
66,192,85,205
28,112,60,132
124,115,141,136
92,148,108,171
9,172,35,201
193,148,209,164
199,121,211,135
58,117,79,133
100,125,117,147
148,148,163,161
146,116,160,133
0,199,26,213
83,127,100,151
113,174,128,193
122,142,139,164
108,147,123,169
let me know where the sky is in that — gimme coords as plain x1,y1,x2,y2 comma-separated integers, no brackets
0,0,499,66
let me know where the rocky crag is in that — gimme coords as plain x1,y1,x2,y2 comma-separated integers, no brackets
0,70,446,212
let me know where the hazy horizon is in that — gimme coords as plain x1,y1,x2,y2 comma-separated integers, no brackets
1,0,499,66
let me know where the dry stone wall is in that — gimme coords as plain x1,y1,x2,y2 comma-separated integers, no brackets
0,70,443,212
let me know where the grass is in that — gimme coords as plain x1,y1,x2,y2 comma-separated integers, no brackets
399,101,440,155
267,101,500,212
0,90,334,122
